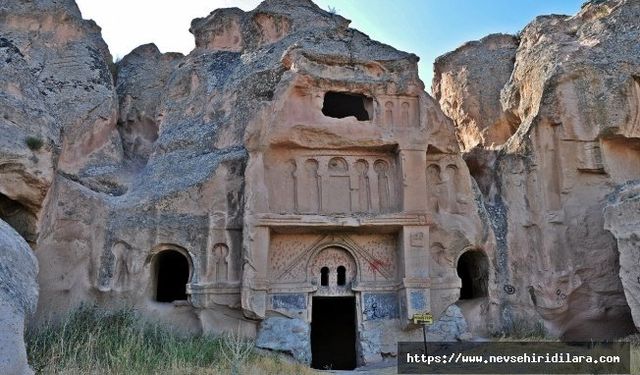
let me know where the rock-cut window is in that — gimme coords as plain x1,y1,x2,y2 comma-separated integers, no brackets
337,266,346,286
322,92,372,121
320,267,329,286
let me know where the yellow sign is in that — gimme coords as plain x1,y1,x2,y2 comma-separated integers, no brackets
412,312,433,325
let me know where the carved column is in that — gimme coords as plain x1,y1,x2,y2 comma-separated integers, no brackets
399,225,431,328
241,225,269,319
399,150,428,213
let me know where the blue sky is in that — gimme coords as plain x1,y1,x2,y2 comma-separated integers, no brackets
77,0,585,90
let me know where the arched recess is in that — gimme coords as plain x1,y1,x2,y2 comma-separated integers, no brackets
149,244,194,303
456,249,489,300
306,244,360,289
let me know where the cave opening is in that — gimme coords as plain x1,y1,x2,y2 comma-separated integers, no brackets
311,296,357,370
0,193,36,243
155,250,190,303
456,250,489,300
322,91,372,121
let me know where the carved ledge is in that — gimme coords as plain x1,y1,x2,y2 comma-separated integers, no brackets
254,212,432,229
401,277,431,289
188,282,242,295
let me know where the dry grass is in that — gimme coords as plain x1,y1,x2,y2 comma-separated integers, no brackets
26,306,316,375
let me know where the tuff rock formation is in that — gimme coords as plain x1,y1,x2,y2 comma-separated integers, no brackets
433,33,519,152
434,0,640,339
605,181,640,332
1,0,640,370
0,219,38,375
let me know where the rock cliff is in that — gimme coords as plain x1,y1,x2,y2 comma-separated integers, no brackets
434,0,640,339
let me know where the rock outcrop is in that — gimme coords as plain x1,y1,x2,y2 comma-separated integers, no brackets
0,219,38,375
434,0,640,339
433,33,519,152
605,182,640,332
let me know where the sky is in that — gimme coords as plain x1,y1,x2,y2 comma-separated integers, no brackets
76,0,585,90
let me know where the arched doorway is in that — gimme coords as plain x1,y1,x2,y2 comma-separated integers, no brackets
456,249,489,300
154,249,190,303
309,246,358,370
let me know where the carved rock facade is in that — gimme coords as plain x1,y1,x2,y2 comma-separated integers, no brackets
2,0,640,370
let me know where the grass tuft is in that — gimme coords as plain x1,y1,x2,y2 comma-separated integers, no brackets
25,136,44,151
26,305,315,375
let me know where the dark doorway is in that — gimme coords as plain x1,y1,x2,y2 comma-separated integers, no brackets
155,250,189,302
322,92,372,121
457,250,489,300
311,297,357,370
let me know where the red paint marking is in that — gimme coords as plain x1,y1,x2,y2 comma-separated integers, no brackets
368,258,387,274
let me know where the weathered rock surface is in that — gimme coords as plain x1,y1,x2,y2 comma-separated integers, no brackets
425,304,471,341
0,219,38,375
434,0,640,339
115,44,183,166
605,182,640,331
256,317,310,363
433,34,519,152
0,0,125,244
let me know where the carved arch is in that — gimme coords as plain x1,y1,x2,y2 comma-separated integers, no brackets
147,243,195,283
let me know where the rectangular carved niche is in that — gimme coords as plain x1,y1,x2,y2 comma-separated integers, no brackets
425,155,464,214
377,95,420,129
576,140,605,173
266,152,399,215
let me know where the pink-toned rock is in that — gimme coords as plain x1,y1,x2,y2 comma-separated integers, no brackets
433,34,519,151
435,0,640,339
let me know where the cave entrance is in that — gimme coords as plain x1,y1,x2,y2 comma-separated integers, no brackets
154,250,189,303
456,250,489,300
311,296,357,370
322,91,372,121
0,193,36,243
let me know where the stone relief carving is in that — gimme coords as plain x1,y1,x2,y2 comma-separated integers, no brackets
426,157,465,214
536,124,563,211
576,141,605,173
309,246,357,295
268,233,397,285
98,241,142,292
401,101,410,126
384,101,394,126
207,243,230,283
374,160,391,212
426,164,441,213
268,153,397,214
375,95,419,128
300,159,321,213
354,159,371,212
325,158,351,214
445,164,459,212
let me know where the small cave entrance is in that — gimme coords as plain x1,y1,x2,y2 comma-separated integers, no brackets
154,250,190,303
0,193,36,243
311,296,357,370
456,250,489,300
322,91,372,121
